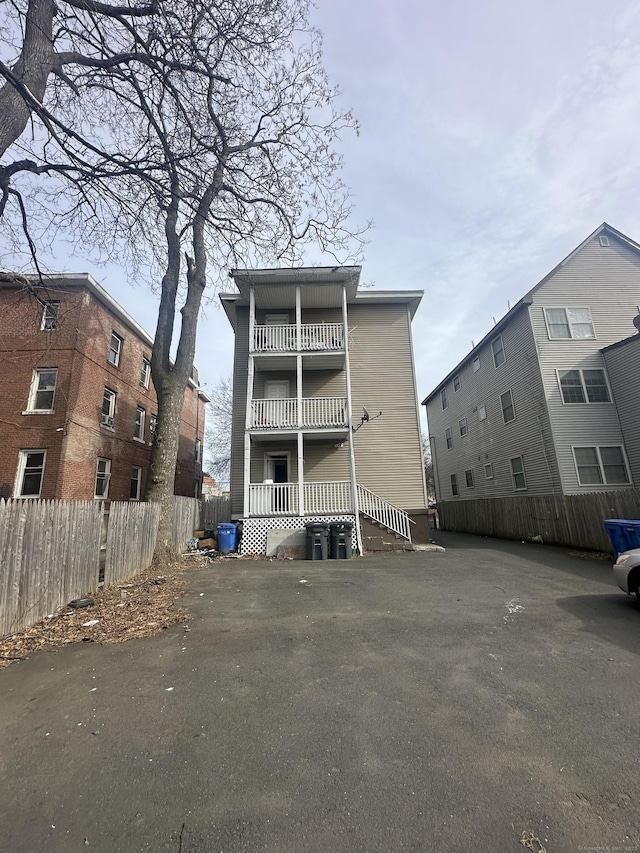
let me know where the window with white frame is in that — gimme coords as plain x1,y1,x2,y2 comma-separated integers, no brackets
465,469,474,488
140,357,151,388
453,374,460,392
491,335,505,367
134,406,146,440
149,413,158,442
558,369,610,404
459,417,467,437
41,301,59,331
101,388,116,428
510,456,527,490
108,331,123,366
472,356,480,372
95,458,111,498
478,405,487,421
26,368,57,412
130,466,142,500
450,473,458,496
573,446,630,485
501,390,515,423
441,387,448,410
484,463,494,479
16,450,46,498
445,427,453,450
544,307,595,340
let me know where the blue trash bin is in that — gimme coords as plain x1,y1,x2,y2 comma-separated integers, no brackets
217,522,238,555
603,519,640,560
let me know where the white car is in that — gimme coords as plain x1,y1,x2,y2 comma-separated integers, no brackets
613,549,640,600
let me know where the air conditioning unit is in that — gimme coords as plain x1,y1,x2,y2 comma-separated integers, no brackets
101,415,114,428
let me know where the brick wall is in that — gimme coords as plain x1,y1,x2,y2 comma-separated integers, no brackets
0,278,206,501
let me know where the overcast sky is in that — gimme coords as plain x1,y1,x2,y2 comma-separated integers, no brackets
5,0,640,424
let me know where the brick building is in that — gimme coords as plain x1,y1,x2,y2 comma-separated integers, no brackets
0,273,209,501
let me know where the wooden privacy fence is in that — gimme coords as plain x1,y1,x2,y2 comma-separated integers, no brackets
437,490,640,551
200,494,231,529
104,501,161,586
173,496,201,550
0,500,103,638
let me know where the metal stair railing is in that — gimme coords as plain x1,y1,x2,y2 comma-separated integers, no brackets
356,484,414,541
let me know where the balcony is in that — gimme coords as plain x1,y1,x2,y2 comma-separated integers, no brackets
248,481,353,516
250,397,347,434
253,322,344,353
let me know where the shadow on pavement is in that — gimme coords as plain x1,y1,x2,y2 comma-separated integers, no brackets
556,592,640,655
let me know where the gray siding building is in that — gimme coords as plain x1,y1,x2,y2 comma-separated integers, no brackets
423,224,640,504
221,267,427,555
603,333,640,488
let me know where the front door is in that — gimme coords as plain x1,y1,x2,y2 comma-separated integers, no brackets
266,453,289,512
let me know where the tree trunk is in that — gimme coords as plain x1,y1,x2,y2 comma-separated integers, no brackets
0,0,56,158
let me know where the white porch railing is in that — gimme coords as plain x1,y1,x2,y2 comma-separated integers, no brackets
252,322,344,353
304,481,352,514
246,480,413,541
357,484,413,541
250,397,347,429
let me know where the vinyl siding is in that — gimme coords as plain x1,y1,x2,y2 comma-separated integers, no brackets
530,234,640,493
348,304,426,510
603,335,640,486
229,306,249,515
425,306,559,500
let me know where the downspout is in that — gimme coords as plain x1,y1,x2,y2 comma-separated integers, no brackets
342,284,362,555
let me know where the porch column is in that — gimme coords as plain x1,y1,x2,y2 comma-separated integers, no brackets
296,285,302,428
297,431,304,517
342,284,363,554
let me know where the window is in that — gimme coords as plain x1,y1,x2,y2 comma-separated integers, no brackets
544,308,595,340
101,388,116,428
41,301,59,331
149,413,158,442
558,369,610,404
501,390,515,423
16,450,46,498
510,456,527,490
478,405,487,421
465,469,474,488
450,473,458,496
134,407,146,440
95,458,111,498
491,335,505,367
459,417,467,437
484,463,494,479
195,438,202,463
445,427,453,450
27,368,57,412
441,388,448,410
130,466,142,500
140,357,151,388
108,332,123,366
472,357,480,372
453,374,460,392
573,446,630,486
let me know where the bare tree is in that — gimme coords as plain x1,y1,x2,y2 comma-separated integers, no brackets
422,433,435,502
204,376,233,489
1,0,365,557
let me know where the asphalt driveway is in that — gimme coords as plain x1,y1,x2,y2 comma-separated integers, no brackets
1,532,639,852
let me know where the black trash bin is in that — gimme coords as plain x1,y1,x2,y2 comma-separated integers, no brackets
305,522,329,560
329,522,352,559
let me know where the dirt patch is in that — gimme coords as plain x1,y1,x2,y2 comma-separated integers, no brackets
0,555,203,669
569,550,613,561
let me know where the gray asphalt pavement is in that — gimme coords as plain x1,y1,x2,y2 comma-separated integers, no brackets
1,532,639,852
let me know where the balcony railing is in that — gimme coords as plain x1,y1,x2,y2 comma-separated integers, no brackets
250,397,347,430
253,322,344,353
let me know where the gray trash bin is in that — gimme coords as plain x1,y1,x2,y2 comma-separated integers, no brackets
305,522,329,560
329,522,352,559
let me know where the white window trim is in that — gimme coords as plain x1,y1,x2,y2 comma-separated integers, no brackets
571,445,631,487
484,463,494,479
140,357,151,389
510,456,527,491
130,466,142,501
450,473,458,497
491,334,505,368
459,417,467,437
478,405,487,421
445,427,453,451
95,458,111,499
472,357,480,372
108,331,123,366
263,451,290,481
134,406,146,441
453,374,460,393
40,301,59,331
465,468,474,489
543,307,596,340
555,368,611,405
24,368,57,414
441,388,448,410
501,389,516,424
15,449,46,498
101,388,116,429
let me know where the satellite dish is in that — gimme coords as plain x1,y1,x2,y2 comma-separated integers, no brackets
633,314,640,333
362,407,370,421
